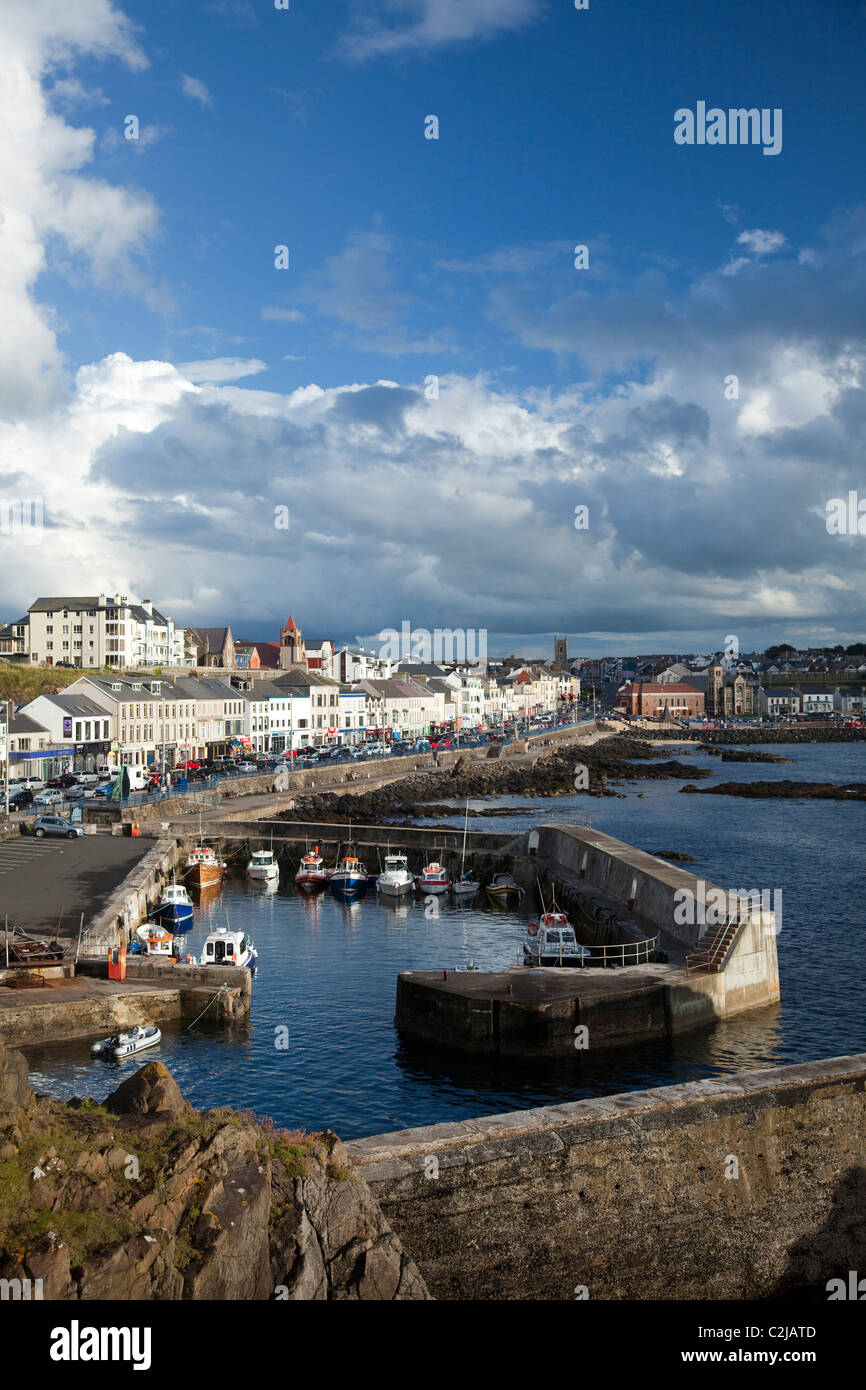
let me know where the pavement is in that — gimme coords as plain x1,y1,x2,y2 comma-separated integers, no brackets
0,835,151,940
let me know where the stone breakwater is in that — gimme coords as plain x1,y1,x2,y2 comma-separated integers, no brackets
347,1054,866,1301
0,1051,428,1301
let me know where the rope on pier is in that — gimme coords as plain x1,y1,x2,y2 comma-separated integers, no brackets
185,981,230,1030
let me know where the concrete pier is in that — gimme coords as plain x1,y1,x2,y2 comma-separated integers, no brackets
0,958,251,1047
395,821,781,1055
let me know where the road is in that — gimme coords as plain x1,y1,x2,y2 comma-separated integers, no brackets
0,834,151,941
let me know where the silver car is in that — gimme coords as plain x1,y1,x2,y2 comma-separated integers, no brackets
33,816,85,840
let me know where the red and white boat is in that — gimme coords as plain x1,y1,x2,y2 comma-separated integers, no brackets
295,846,329,893
417,861,451,894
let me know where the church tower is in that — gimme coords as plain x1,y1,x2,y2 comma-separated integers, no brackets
279,616,307,670
554,635,568,671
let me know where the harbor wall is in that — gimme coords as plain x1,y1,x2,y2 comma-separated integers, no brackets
536,823,761,948
85,837,182,950
347,1054,866,1301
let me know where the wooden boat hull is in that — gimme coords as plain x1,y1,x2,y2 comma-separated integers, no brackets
185,863,224,888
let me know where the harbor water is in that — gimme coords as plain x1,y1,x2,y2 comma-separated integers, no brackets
23,741,866,1140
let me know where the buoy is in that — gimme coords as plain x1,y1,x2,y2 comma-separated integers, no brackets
528,921,540,936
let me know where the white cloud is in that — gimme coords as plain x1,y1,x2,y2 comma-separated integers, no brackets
0,0,158,418
736,229,788,257
261,306,305,323
176,358,268,383
181,74,213,107
338,0,543,62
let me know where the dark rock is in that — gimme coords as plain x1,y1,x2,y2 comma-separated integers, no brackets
0,1047,32,1116
104,1061,192,1119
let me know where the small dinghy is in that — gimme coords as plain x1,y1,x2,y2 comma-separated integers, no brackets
91,1025,161,1060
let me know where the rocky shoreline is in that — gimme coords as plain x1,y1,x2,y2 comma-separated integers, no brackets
680,780,866,800
281,737,713,826
0,1051,428,1300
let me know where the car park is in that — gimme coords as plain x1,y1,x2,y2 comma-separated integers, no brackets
32,815,84,839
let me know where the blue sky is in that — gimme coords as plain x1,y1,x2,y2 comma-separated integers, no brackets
2,0,866,656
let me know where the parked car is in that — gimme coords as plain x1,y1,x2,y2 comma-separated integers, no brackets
66,784,100,800
8,775,46,792
47,773,79,789
32,815,85,838
75,771,100,785
8,789,34,811
236,761,258,773
33,789,63,808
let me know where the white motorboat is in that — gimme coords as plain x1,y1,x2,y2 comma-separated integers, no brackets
523,911,591,968
200,925,258,968
247,849,279,882
377,852,415,897
91,1025,162,1060
134,923,176,958
417,861,451,894
452,800,479,898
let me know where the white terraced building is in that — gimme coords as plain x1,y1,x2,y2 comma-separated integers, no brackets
26,594,185,669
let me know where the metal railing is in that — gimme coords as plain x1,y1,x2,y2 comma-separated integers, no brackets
585,935,659,967
685,913,749,975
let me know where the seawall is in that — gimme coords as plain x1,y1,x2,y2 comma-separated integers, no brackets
347,1054,866,1300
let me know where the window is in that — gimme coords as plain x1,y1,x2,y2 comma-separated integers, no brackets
46,625,53,634
46,641,53,651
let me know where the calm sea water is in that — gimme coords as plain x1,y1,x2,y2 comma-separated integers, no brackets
24,742,866,1140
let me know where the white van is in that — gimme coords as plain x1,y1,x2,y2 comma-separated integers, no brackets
97,764,148,791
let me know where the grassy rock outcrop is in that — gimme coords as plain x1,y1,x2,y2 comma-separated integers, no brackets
0,1048,429,1301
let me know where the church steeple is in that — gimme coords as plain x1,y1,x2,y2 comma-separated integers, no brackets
280,616,307,669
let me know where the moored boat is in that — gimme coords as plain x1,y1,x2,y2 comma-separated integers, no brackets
452,800,479,898
184,844,226,888
247,849,279,882
156,883,194,929
199,925,257,968
330,850,368,901
295,846,329,892
91,1025,162,1060
485,872,524,909
377,852,414,897
418,861,451,894
134,923,176,957
523,911,590,967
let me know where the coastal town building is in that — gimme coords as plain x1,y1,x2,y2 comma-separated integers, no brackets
23,693,113,774
26,594,185,669
706,660,757,718
615,681,706,720
759,687,799,717
189,626,235,670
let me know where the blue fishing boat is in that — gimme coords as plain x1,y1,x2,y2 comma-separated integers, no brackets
156,882,194,930
329,849,368,901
